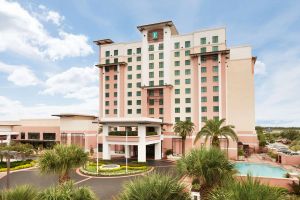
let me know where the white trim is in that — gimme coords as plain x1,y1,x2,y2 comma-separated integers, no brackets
237,134,258,137
163,26,171,84
218,53,222,119
117,64,121,117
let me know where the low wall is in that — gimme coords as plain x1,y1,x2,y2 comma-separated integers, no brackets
236,175,297,191
279,153,300,166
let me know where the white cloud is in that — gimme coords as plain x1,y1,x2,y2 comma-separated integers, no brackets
254,60,266,75
0,96,98,120
0,0,93,60
0,61,40,86
41,66,98,100
46,10,64,26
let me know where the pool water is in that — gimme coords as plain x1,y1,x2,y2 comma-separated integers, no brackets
235,162,288,178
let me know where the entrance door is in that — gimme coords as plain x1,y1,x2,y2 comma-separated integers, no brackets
146,144,155,159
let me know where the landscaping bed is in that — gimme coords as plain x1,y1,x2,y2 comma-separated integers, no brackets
0,159,36,172
80,161,151,176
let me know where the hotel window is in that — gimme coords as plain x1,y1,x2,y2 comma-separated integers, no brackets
186,107,191,113
185,50,190,56
149,90,154,96
186,117,191,121
159,62,164,68
149,54,154,60
213,66,218,72
201,47,206,53
21,132,25,139
159,52,164,59
128,100,132,105
149,108,154,115
137,65,141,70
128,66,132,71
136,74,141,79
185,98,191,103
149,72,154,78
105,84,109,89
175,108,180,113
212,36,218,43
128,57,132,62
213,86,219,92
159,99,164,105
137,100,141,105
212,46,218,52
114,92,117,97
212,55,218,61
201,106,207,112
114,83,117,88
105,51,110,57
128,74,132,79
175,70,180,76
201,67,207,73
174,52,180,57
114,66,118,71
185,60,191,65
136,47,141,54
158,43,164,50
175,98,180,104
175,79,180,85
174,42,180,49
214,116,219,120
105,76,109,81
175,89,180,94
200,37,206,45
175,61,180,66
136,91,141,96
114,100,117,105
159,108,164,114
114,58,118,63
105,110,109,114
137,109,141,114
201,56,206,62
105,101,109,106
128,92,132,97
149,63,154,69
148,45,154,51
185,69,191,75
159,89,163,96
201,116,207,122
213,96,219,102
136,82,141,87
149,81,154,86
213,76,219,82
114,50,118,56
201,87,207,93
185,41,191,48
159,71,164,77
105,67,110,72
149,99,155,105
159,80,164,85
114,75,118,80
136,56,141,61
175,117,180,122
185,79,191,84
127,49,132,55
213,106,219,112
201,77,207,83
185,88,191,94
105,93,109,97
201,97,207,102
105,59,109,64
128,109,132,114
127,83,132,88
114,109,117,114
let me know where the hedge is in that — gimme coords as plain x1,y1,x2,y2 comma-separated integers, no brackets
0,160,35,172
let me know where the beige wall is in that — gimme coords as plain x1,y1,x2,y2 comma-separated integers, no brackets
60,116,98,132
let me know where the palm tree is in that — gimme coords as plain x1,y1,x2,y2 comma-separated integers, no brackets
0,185,37,200
37,181,97,200
209,175,287,200
38,144,88,184
177,147,235,196
195,118,237,150
116,173,190,200
173,120,194,156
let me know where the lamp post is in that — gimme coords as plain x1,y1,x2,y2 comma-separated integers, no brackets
125,130,128,174
0,150,18,189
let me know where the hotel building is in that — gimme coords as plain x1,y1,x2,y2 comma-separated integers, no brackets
94,21,258,161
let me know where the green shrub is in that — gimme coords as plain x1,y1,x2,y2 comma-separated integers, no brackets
165,149,173,156
0,161,35,172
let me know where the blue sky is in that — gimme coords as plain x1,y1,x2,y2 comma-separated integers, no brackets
0,0,300,126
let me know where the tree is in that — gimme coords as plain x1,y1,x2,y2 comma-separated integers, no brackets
209,175,287,200
116,173,190,200
173,120,194,156
177,148,235,196
0,185,37,200
195,118,237,149
281,129,300,141
38,144,88,184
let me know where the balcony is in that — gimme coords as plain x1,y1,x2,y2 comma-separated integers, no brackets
108,131,157,136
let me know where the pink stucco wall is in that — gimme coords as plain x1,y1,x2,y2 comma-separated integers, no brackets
279,153,300,166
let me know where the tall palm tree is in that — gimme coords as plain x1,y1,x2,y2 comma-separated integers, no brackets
177,147,235,196
195,118,237,150
116,173,190,200
38,144,88,184
173,120,194,156
209,175,287,200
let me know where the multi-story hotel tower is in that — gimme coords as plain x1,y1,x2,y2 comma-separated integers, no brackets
95,21,258,161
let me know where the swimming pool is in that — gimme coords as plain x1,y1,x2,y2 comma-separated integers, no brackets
235,162,288,178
